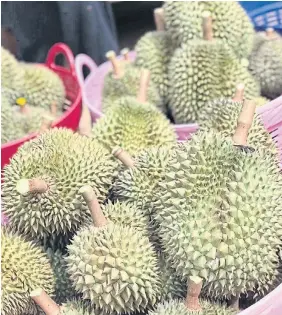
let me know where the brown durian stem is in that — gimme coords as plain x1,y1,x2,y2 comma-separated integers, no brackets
265,27,274,37
106,50,123,78
79,185,108,227
50,102,57,117
16,178,48,195
120,48,130,61
202,11,213,41
39,115,54,133
30,288,60,315
78,104,92,137
112,147,135,168
232,99,256,146
154,8,165,31
229,294,240,310
232,83,245,102
184,276,203,310
137,69,150,103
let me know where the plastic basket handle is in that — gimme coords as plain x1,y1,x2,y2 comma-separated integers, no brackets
45,43,76,76
75,53,98,89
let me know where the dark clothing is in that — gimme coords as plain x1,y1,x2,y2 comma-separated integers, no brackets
1,1,119,65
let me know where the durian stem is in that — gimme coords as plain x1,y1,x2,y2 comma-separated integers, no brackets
106,50,123,78
78,104,92,137
16,178,48,195
50,101,57,117
30,288,60,315
232,83,245,102
79,185,108,227
112,147,135,168
202,11,213,41
229,294,240,310
39,115,54,133
154,8,165,31
137,69,150,103
232,99,256,146
265,27,274,37
121,48,130,61
184,276,203,311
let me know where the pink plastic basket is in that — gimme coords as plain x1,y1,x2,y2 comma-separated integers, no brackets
75,52,199,141
1,43,82,169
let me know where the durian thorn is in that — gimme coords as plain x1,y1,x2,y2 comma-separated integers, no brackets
137,69,150,103
185,276,203,310
16,179,48,195
229,294,240,310
232,83,245,102
105,50,123,78
112,146,135,168
232,99,256,146
154,8,165,31
39,114,54,133
30,288,60,315
50,101,57,117
202,11,213,41
78,104,92,137
79,185,108,227
120,48,130,61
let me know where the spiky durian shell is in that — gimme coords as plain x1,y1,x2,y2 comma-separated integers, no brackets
197,98,277,158
168,40,260,123
1,47,24,90
153,131,282,298
92,97,176,156
19,63,66,110
163,1,254,59
1,228,55,315
66,223,161,314
2,128,118,240
158,252,186,301
254,96,269,107
149,299,236,315
102,64,164,112
46,249,77,304
134,31,174,103
248,32,282,99
60,300,92,315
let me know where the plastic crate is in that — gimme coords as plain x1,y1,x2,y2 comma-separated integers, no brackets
75,52,199,142
1,43,82,169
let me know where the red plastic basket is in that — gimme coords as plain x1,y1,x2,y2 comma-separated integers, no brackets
1,43,82,169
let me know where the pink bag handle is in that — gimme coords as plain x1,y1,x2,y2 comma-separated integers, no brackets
45,43,76,76
75,53,98,93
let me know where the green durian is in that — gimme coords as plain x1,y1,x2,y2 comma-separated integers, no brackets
19,62,66,110
248,30,282,99
197,98,277,157
1,228,55,315
135,31,173,103
149,299,236,315
66,186,161,314
168,13,260,123
2,128,118,240
103,51,163,112
153,130,282,299
92,97,176,156
163,1,254,59
60,300,92,315
46,249,77,304
1,46,24,90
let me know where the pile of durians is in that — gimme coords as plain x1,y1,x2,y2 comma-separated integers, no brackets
1,1,282,315
1,46,67,144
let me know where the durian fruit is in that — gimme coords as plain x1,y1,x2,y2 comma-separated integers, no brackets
163,1,254,59
149,277,236,315
1,46,24,90
1,228,55,315
46,249,77,304
135,8,174,102
197,85,277,157
2,128,118,240
19,62,66,110
102,50,163,112
153,101,282,301
93,70,176,156
66,186,161,314
248,28,282,99
254,96,269,107
168,12,260,123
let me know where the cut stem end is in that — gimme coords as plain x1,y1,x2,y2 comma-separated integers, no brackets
154,8,165,31
202,11,213,41
30,288,60,315
232,83,245,102
112,147,135,168
16,178,48,195
137,69,150,103
184,276,203,311
106,50,123,78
